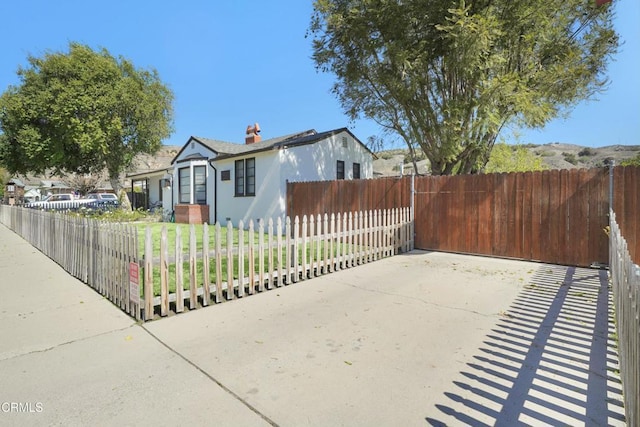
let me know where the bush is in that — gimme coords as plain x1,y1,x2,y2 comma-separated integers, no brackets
536,150,555,157
562,152,578,165
70,207,161,222
578,147,596,157
403,150,426,164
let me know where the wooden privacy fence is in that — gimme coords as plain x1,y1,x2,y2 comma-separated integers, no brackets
609,211,640,427
414,168,611,267
287,166,640,267
287,176,412,217
0,205,140,319
141,208,413,320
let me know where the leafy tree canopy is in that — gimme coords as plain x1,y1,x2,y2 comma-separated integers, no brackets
0,42,174,192
484,143,547,173
0,166,8,198
310,0,618,175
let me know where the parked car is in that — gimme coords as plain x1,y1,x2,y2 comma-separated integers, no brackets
24,193,88,210
86,193,119,202
84,193,119,210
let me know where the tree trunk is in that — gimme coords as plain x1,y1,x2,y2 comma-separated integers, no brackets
109,176,131,210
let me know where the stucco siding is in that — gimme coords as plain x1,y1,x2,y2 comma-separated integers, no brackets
279,130,373,183
214,151,283,226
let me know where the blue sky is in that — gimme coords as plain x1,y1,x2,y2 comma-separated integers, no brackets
1,0,638,150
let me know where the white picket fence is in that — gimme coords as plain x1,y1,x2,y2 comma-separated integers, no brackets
0,204,413,321
0,205,140,317
609,211,640,427
142,208,413,320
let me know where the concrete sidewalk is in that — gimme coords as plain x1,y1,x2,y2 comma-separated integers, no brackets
0,223,626,426
0,224,270,426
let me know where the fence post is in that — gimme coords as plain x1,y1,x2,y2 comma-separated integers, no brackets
175,226,184,313
267,218,274,289
160,225,169,317
215,222,223,303
609,159,615,212
202,223,210,306
144,227,154,320
226,221,234,300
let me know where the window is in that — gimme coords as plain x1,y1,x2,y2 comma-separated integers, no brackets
179,167,190,203
353,162,361,179
194,165,206,205
235,160,244,196
7,185,15,193
337,160,345,180
246,158,255,195
235,157,256,196
158,181,163,202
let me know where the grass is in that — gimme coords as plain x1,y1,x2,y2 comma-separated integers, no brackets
135,221,377,297
135,222,264,258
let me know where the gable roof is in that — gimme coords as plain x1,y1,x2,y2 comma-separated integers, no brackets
7,178,25,187
171,128,375,164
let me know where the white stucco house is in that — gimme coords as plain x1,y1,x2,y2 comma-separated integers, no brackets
128,126,374,225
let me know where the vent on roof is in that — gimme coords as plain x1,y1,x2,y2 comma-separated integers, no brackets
245,123,261,144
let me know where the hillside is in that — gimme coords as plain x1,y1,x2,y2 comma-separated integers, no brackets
373,143,640,176
11,142,639,188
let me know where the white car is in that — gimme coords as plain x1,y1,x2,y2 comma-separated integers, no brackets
85,193,119,202
24,193,86,209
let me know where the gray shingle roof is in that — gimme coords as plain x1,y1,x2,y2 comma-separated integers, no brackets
7,178,25,187
171,127,374,164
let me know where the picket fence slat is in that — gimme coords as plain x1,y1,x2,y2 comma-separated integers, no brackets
189,224,197,309
176,226,184,313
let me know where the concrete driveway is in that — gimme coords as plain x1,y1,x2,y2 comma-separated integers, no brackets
0,223,625,426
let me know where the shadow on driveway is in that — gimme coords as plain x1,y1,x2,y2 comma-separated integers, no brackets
426,264,626,426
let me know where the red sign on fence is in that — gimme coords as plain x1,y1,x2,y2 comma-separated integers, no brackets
129,262,140,304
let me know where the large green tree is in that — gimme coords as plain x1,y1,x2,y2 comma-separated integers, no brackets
310,0,618,175
0,42,174,193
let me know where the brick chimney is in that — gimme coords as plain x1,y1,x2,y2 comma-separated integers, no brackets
245,123,261,144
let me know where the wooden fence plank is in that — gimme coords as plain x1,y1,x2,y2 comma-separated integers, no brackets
202,224,210,306
238,221,245,298
248,220,255,295
267,219,274,289
285,217,292,284
175,226,184,313
144,227,154,320
215,223,223,303
258,219,265,291
190,224,198,309
227,222,234,300
160,225,169,317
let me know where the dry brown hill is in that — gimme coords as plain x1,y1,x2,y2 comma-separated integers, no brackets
373,143,640,176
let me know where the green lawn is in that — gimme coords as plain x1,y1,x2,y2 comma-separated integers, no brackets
134,222,383,297
135,222,266,258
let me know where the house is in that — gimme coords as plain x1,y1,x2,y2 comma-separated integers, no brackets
39,180,73,196
23,186,42,203
3,178,25,205
128,126,374,224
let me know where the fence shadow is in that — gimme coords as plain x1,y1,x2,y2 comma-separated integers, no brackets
426,265,626,426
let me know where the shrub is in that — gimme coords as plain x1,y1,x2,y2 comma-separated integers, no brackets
562,152,578,165
578,147,596,157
